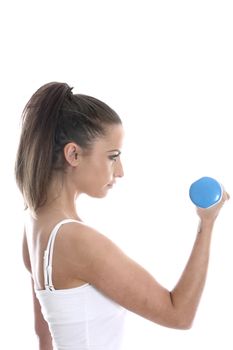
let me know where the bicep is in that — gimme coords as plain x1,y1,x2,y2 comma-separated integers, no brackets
73,228,175,327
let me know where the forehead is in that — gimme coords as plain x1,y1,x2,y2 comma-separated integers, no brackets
93,124,124,151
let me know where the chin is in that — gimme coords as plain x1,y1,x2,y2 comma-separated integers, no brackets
86,189,109,199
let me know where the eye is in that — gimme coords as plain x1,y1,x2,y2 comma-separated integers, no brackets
109,154,119,162
108,150,121,162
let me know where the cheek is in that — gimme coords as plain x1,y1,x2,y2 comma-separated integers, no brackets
81,165,112,197
84,159,112,186
94,161,112,182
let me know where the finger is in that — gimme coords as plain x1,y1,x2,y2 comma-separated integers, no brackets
222,190,230,201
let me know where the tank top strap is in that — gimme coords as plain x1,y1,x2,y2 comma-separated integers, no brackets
44,219,79,291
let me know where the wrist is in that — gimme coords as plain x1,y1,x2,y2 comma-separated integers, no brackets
198,219,215,234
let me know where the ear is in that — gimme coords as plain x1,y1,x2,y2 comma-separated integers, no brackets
63,142,81,166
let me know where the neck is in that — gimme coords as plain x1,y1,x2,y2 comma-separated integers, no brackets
36,174,82,221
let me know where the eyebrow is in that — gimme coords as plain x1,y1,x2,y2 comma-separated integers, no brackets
107,149,121,155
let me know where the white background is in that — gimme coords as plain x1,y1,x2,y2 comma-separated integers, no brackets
1,0,233,348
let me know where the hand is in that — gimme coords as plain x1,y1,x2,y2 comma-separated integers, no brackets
196,189,230,224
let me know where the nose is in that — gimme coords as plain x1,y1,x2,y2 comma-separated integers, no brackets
114,158,124,178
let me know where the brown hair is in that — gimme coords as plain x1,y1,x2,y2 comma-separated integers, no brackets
15,82,122,214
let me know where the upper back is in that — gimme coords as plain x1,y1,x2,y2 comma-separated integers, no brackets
24,213,88,291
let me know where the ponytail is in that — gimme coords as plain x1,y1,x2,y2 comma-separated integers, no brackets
15,82,72,214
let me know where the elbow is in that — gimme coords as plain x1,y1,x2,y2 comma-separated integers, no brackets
176,319,193,330
183,316,194,330
156,311,194,330
173,312,195,330
169,293,194,330
158,316,193,330
165,316,193,330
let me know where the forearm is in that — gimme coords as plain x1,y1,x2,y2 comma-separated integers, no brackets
38,336,53,350
32,280,53,349
35,314,53,350
35,310,53,350
170,219,214,328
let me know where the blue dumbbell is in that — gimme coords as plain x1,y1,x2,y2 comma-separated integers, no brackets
189,176,223,208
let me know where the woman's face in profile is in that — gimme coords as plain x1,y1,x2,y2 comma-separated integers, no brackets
73,124,124,198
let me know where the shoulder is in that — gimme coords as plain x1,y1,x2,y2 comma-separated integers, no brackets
57,220,115,256
55,220,125,277
54,220,123,286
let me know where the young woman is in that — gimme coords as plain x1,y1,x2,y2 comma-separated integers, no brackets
15,82,229,350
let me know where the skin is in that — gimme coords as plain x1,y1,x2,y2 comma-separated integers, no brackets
23,124,229,350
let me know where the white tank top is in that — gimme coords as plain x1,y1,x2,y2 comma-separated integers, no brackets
35,219,127,350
